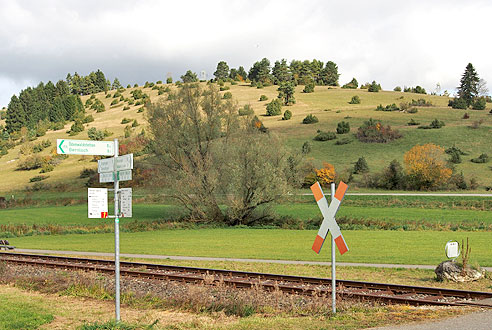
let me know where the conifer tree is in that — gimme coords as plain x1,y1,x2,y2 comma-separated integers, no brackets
214,61,230,81
457,63,480,106
6,95,27,133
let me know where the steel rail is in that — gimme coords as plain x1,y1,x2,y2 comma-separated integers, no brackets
1,252,491,308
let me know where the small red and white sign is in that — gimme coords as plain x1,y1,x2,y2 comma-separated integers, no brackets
311,181,349,255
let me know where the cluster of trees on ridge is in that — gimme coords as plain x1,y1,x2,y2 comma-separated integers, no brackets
1,70,125,136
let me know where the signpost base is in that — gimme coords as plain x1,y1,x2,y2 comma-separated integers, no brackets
330,183,336,314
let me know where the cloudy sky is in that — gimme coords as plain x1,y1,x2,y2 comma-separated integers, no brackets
1,0,491,106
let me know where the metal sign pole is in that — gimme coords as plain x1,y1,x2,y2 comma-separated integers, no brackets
113,138,120,322
330,183,336,314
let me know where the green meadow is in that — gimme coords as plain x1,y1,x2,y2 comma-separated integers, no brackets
9,228,492,266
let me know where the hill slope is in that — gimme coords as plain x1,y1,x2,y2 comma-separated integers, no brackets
0,82,491,193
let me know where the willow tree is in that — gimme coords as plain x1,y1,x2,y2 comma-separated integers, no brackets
147,84,299,225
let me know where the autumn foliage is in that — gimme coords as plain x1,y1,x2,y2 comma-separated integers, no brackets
404,143,452,190
316,162,336,187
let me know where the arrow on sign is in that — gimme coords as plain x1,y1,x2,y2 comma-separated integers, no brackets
311,181,349,255
58,139,65,154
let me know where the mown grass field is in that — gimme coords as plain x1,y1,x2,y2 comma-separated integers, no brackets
1,81,491,192
9,229,492,266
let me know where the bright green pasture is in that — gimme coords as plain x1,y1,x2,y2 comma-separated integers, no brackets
277,204,492,225
0,204,182,226
1,202,492,227
9,229,492,266
0,291,54,330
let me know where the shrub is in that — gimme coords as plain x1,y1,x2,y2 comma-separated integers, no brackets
448,150,462,164
367,81,381,92
40,163,54,173
223,91,232,99
302,114,319,124
356,118,402,143
282,109,292,120
105,93,111,98
259,95,268,101
376,103,399,111
166,77,173,84
303,81,315,93
265,99,282,116
353,157,369,174
256,82,263,89
450,98,468,109
68,120,84,135
113,91,121,98
463,112,470,119
220,86,230,92
91,99,105,112
238,104,254,116
407,118,420,126
119,96,125,102
472,97,487,110
83,115,94,123
137,107,145,113
87,127,105,141
301,141,311,154
335,137,352,145
418,119,445,129
471,153,489,163
336,121,350,134
410,98,432,107
121,118,131,124
349,96,360,104
314,130,336,141
123,106,130,110
124,125,132,138
132,119,139,127
17,155,43,170
342,78,358,89
29,175,48,182
394,86,402,92
110,99,118,106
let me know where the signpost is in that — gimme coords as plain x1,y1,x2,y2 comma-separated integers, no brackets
310,181,349,314
57,139,134,322
57,139,114,156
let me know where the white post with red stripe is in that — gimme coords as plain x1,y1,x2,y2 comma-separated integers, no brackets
310,181,349,314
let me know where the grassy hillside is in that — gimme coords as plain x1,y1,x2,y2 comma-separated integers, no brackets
1,82,491,193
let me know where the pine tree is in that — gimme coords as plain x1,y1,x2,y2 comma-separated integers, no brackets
272,59,291,84
181,70,198,83
112,77,122,90
6,95,27,133
237,66,247,81
457,63,480,106
277,82,296,105
321,61,340,86
353,157,369,174
214,61,230,81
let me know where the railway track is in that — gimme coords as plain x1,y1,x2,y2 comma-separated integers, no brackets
1,252,491,308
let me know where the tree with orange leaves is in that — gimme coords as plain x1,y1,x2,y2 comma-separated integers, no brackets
404,143,452,190
316,162,336,187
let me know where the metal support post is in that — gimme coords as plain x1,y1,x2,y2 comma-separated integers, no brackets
113,138,120,322
331,182,336,314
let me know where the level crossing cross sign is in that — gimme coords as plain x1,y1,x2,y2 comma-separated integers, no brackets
311,181,349,255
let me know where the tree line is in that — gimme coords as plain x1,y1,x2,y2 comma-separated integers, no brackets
3,70,123,134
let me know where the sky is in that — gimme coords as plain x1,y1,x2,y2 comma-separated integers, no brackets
1,0,491,107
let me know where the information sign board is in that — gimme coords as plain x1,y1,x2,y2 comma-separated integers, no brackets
99,170,132,183
119,188,132,218
88,188,108,218
98,154,133,173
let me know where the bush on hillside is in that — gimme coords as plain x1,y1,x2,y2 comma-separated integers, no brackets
376,103,399,111
238,104,254,116
223,91,232,99
314,130,336,141
407,118,420,126
265,99,282,116
368,81,381,92
394,86,402,92
356,118,402,143
259,95,268,101
450,98,468,109
410,98,432,107
303,81,315,93
471,153,489,163
282,109,292,120
472,97,487,110
302,114,318,124
349,96,360,104
418,119,445,129
336,121,350,134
